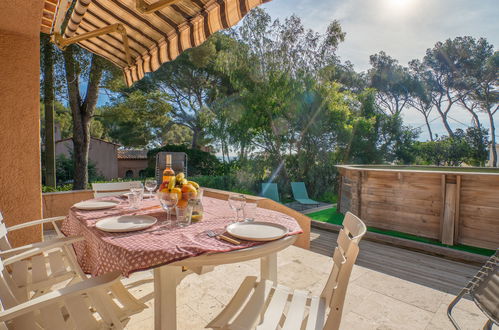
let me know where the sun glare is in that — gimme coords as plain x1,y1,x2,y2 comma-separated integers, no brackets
384,0,415,15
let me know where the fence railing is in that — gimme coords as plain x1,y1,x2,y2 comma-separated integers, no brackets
336,165,499,250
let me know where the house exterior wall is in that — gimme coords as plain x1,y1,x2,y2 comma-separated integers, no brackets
55,139,119,179
0,0,45,247
118,159,149,178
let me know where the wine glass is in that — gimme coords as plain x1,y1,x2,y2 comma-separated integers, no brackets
228,194,246,222
144,179,157,197
158,191,179,224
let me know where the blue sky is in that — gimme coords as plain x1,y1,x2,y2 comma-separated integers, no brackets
97,0,498,141
259,0,499,140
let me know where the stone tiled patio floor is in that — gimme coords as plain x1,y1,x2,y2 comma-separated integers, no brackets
118,227,493,330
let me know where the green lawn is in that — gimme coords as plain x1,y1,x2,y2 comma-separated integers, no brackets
307,208,495,257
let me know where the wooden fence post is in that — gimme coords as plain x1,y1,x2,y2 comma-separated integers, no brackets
453,175,461,244
356,171,363,218
337,173,343,213
440,175,459,245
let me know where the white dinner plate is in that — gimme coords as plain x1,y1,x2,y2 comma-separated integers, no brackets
73,201,119,211
95,215,157,233
226,222,288,241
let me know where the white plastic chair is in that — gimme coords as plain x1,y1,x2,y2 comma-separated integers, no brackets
0,257,146,330
206,212,367,330
91,181,142,198
0,212,86,301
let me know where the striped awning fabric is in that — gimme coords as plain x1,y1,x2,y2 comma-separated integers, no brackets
63,0,270,86
41,0,58,34
42,0,72,34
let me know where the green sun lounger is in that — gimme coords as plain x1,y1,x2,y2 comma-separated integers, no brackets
261,183,280,203
291,182,320,207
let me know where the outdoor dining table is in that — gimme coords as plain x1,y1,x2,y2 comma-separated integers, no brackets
62,194,303,330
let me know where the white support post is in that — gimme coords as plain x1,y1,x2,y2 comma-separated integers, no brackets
260,253,277,283
154,265,182,330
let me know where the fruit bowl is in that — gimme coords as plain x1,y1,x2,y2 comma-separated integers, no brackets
157,172,200,210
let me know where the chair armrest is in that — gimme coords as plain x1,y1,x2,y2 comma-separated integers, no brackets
1,236,85,265
7,216,66,232
0,235,84,259
0,271,122,322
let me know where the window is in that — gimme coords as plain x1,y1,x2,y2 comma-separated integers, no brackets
125,170,134,178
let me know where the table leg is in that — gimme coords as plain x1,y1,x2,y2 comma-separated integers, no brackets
260,252,277,282
154,265,182,330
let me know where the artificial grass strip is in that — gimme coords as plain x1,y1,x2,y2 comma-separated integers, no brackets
307,207,344,225
308,208,495,257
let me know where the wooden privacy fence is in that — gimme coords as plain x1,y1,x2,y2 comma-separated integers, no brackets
336,165,499,250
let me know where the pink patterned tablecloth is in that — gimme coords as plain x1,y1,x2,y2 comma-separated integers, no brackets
62,196,302,277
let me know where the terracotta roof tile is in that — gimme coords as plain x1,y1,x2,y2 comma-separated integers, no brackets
117,149,148,160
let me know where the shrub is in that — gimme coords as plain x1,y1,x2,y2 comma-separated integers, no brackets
192,175,254,195
55,154,104,185
147,145,223,176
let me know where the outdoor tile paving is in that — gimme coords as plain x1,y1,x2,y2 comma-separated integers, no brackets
117,227,491,330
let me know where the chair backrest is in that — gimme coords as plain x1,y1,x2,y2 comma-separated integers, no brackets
0,256,122,330
155,152,188,184
91,181,142,198
468,250,499,324
291,182,309,200
261,183,280,203
0,258,21,311
321,212,367,330
342,211,368,242
0,213,12,252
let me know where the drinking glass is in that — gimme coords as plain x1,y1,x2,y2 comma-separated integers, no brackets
228,194,246,222
243,202,257,222
175,206,192,227
130,182,144,203
128,192,140,209
130,187,144,208
130,181,144,190
158,191,178,223
144,179,157,197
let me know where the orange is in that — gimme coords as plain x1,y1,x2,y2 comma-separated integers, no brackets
177,199,188,209
181,184,197,200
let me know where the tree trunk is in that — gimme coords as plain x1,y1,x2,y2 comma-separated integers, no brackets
460,99,482,129
467,108,481,129
487,110,497,167
420,111,434,142
42,35,56,187
191,128,199,149
437,110,454,137
72,119,90,189
63,47,105,189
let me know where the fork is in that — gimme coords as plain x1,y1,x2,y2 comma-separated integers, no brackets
206,230,241,245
